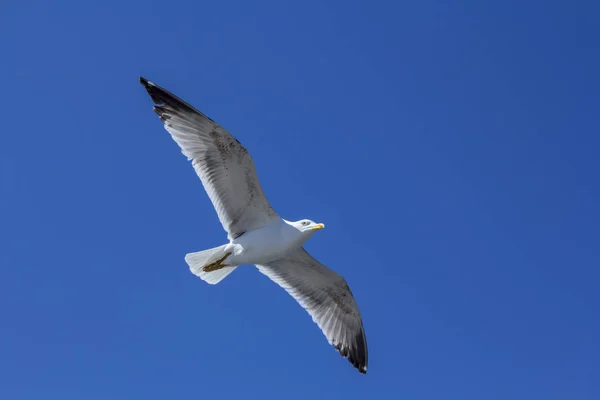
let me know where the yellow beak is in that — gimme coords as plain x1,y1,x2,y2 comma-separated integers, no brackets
311,223,325,231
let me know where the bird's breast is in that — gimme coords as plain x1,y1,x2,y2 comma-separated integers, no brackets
229,221,300,265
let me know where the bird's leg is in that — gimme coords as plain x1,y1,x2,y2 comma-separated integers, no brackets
202,252,232,272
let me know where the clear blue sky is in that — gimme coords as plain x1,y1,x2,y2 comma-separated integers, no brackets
1,1,599,398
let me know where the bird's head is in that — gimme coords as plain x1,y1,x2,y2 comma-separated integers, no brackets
292,219,325,235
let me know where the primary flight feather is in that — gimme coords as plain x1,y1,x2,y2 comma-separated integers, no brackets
140,77,368,374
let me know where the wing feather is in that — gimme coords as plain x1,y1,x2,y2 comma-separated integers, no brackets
256,248,368,374
140,77,279,239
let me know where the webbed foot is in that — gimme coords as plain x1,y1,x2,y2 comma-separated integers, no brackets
202,252,232,272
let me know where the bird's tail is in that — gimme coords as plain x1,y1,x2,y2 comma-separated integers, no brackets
185,245,238,285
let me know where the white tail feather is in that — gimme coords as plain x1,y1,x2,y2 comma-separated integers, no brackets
185,245,238,285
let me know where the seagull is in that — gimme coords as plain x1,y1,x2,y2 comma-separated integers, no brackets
139,77,368,374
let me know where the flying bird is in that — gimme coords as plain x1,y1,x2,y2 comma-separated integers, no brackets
139,77,368,374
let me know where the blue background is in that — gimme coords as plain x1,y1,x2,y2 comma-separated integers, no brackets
1,1,599,398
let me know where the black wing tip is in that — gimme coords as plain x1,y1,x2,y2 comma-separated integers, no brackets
139,76,155,91
138,76,167,105
347,351,368,375
138,76,216,123
348,326,369,375
338,327,368,374
355,327,369,374
351,357,368,375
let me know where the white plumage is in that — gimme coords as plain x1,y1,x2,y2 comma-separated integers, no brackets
140,77,368,373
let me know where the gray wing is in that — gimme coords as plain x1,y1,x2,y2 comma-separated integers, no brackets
140,77,279,239
256,248,368,374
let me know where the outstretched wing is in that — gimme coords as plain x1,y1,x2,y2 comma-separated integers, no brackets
140,77,279,239
256,248,368,373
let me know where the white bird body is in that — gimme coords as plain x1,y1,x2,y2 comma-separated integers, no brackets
140,77,368,374
225,219,315,266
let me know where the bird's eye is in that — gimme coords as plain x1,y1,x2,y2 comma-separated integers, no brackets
303,221,309,226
